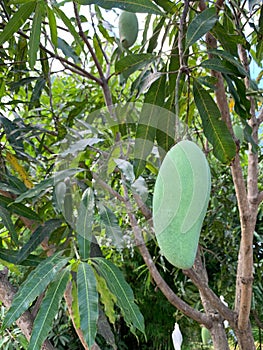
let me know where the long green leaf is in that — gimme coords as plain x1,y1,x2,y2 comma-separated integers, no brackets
134,75,166,177
29,0,45,69
207,49,248,77
0,249,43,266
115,54,156,80
16,219,62,263
185,7,218,50
28,268,70,350
98,203,123,249
77,262,98,348
53,7,82,48
47,5,58,47
0,2,35,46
201,58,245,76
77,0,163,14
92,258,145,335
15,168,83,203
0,206,18,245
0,194,40,220
193,80,236,164
3,252,69,328
76,188,94,260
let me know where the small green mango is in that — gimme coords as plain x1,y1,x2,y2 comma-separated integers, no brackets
153,140,211,269
201,326,212,345
118,11,138,48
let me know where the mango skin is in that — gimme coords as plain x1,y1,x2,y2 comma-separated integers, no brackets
118,11,138,48
153,140,211,269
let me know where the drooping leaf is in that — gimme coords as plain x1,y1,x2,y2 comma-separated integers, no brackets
94,270,116,324
208,49,248,77
0,115,24,152
28,268,70,350
0,2,35,46
98,203,123,249
0,195,40,220
29,0,45,69
193,80,236,164
77,262,99,348
0,249,43,266
29,78,46,110
134,76,166,177
15,169,84,203
76,188,94,260
0,207,18,245
115,54,156,80
185,7,218,50
77,0,163,14
201,58,245,77
53,7,83,48
57,38,81,64
224,75,251,119
47,5,58,46
3,252,69,328
152,0,177,13
16,219,62,263
147,17,166,53
92,258,145,335
114,159,135,183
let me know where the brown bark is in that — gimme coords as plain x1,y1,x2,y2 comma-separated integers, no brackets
0,268,55,350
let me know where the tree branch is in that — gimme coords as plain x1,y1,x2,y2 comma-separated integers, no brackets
120,180,211,328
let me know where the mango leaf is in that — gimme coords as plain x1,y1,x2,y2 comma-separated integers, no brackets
92,258,145,335
28,268,70,350
47,5,58,46
193,80,236,164
77,0,163,14
134,76,166,177
0,2,35,46
3,252,69,328
94,270,116,324
185,7,218,50
0,249,43,266
201,58,245,77
16,219,62,264
15,168,84,203
76,188,94,260
152,0,177,13
0,115,24,152
147,17,166,53
0,207,18,245
98,203,123,249
53,7,83,48
208,49,248,77
77,262,98,348
224,75,250,119
29,0,45,69
57,38,81,64
115,54,156,80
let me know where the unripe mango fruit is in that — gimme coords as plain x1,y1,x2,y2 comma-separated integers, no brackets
153,140,211,269
118,11,138,48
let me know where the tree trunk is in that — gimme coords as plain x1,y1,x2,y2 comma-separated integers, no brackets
235,324,256,350
210,321,230,350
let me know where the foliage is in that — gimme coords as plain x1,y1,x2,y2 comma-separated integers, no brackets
0,0,263,349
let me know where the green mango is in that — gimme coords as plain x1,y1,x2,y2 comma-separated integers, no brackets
118,11,138,48
201,326,212,345
153,140,211,269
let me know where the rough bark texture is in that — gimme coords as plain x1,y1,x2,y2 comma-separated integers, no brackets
0,268,55,350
